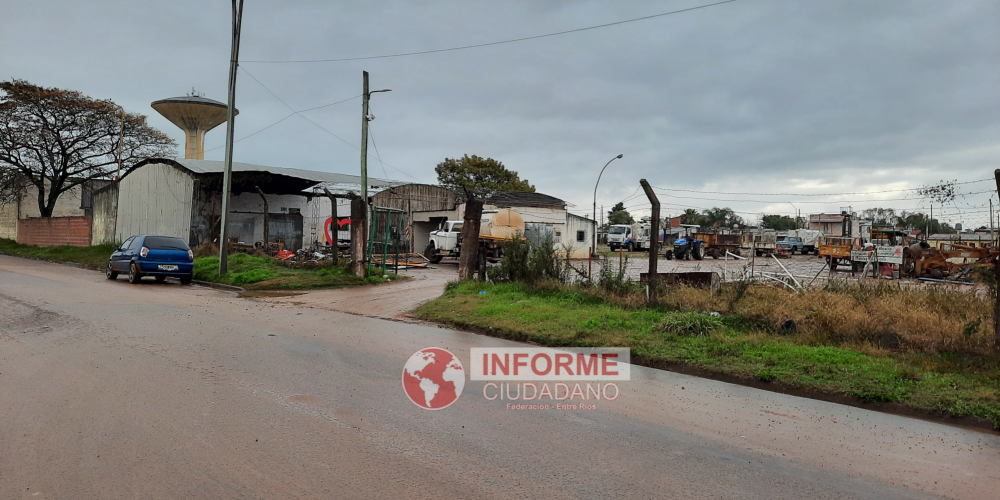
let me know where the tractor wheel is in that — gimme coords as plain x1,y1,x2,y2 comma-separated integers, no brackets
665,250,673,260
692,243,705,261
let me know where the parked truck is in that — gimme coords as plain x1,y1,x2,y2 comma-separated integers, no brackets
423,208,524,264
777,229,821,255
607,222,654,252
742,230,777,257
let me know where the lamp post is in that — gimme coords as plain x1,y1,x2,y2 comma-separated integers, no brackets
592,154,623,256
788,202,799,229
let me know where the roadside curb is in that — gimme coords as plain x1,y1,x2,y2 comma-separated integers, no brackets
421,315,1000,435
1,251,245,292
191,280,245,292
0,251,101,272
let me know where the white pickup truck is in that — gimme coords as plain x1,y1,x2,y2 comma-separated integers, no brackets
424,220,464,264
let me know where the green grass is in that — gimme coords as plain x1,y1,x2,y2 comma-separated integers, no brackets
193,253,397,290
0,238,115,268
416,280,1000,428
0,238,398,290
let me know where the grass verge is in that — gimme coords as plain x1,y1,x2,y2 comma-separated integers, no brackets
416,280,1000,429
193,253,398,290
0,238,114,268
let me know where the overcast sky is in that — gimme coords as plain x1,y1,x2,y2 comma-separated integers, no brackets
4,0,999,227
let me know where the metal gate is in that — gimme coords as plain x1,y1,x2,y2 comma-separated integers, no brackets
367,206,405,277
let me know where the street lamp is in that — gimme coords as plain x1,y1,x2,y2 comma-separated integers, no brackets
592,154,624,256
788,202,799,229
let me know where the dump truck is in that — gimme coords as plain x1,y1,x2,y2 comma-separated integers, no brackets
741,230,777,257
423,208,525,264
818,236,858,269
607,222,654,252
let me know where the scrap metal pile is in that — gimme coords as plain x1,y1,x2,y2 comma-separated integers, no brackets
908,242,999,282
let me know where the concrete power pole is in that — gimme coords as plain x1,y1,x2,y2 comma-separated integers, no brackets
218,0,244,275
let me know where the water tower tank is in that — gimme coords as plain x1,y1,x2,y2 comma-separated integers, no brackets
151,95,237,159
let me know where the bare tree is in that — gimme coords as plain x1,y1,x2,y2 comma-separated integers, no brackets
0,80,175,216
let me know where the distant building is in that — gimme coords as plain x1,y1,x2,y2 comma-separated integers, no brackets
0,179,112,241
927,233,994,249
809,212,860,237
103,157,401,250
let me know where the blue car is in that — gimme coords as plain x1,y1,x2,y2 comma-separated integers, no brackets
106,235,195,284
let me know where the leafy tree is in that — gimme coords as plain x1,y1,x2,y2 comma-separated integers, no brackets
896,211,955,235
607,202,634,225
0,80,176,216
435,154,534,201
761,214,798,231
679,208,704,225
435,154,533,280
701,207,742,227
860,207,898,226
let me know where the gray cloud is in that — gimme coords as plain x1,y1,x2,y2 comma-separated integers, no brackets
4,0,999,226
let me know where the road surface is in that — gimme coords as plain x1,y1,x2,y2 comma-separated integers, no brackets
1,255,997,499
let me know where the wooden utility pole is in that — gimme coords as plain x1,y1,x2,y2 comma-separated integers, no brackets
255,186,269,251
994,169,1000,349
640,179,660,302
350,197,366,276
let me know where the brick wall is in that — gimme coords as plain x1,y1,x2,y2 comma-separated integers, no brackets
16,216,93,247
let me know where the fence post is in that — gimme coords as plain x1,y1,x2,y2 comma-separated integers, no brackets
640,179,660,303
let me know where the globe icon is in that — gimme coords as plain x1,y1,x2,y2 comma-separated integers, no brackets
402,347,465,410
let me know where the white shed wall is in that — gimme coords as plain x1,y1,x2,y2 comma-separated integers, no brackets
115,163,194,241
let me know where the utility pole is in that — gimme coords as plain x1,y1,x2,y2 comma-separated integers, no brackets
218,0,244,275
994,169,1000,350
358,71,390,274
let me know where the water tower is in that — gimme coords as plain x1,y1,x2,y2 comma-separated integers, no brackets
151,90,237,159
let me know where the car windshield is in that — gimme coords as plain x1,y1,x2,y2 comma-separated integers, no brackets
451,223,464,233
609,227,627,234
144,236,190,251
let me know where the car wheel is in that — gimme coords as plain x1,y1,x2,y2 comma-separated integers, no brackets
106,261,118,280
180,274,192,285
128,262,142,284
155,275,166,283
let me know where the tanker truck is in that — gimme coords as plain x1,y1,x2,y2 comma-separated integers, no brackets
424,208,525,264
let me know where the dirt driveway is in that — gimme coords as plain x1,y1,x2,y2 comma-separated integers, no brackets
249,261,458,321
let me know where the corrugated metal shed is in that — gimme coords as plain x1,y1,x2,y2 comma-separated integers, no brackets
129,158,403,190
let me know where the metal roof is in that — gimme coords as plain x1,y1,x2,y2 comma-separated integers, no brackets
134,158,402,189
487,191,565,208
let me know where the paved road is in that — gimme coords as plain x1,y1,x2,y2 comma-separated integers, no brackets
1,255,997,499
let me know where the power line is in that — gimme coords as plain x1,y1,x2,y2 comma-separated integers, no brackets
205,112,295,153
650,178,991,197
652,189,996,204
242,1,740,64
238,66,420,181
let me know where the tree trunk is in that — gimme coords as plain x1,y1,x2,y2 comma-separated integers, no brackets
350,197,366,277
255,186,268,251
459,199,483,280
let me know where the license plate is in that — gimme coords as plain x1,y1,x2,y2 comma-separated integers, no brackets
158,265,179,271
